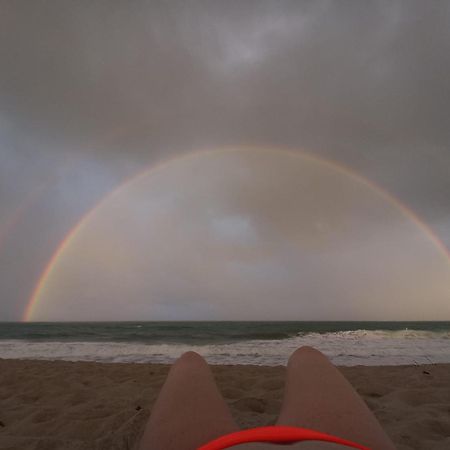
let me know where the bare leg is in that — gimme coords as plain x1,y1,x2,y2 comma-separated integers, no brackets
139,351,239,450
277,347,396,450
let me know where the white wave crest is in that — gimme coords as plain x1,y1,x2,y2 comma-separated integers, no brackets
0,328,449,366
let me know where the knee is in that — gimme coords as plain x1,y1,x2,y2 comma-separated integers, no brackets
288,346,327,366
175,351,207,368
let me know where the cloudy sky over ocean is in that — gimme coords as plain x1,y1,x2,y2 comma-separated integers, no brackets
1,1,449,320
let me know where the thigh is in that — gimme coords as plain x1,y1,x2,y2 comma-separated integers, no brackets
139,352,239,450
277,347,395,450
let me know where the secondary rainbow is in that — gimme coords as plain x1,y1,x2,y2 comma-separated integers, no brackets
0,125,143,256
23,146,450,321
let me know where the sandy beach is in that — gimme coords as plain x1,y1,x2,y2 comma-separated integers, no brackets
0,359,449,450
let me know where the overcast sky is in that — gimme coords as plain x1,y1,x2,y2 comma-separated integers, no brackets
1,1,449,320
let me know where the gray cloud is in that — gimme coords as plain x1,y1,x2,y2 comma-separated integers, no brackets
0,1,449,319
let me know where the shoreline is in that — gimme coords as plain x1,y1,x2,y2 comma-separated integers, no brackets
1,357,448,366
1,359,449,449
2,322,449,367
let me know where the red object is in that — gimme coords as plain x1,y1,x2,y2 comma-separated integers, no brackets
198,425,371,450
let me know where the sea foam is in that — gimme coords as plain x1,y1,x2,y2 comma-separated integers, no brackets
0,329,449,366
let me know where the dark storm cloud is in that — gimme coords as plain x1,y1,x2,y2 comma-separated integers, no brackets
2,1,449,151
0,0,449,319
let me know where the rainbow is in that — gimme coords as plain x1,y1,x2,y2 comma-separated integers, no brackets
0,180,55,252
23,146,450,321
0,122,149,255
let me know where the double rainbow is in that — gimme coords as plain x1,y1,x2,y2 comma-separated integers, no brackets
23,147,450,321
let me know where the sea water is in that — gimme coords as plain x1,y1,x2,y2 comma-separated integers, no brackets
0,321,449,366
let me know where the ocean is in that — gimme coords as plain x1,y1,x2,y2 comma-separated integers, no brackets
0,321,449,366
